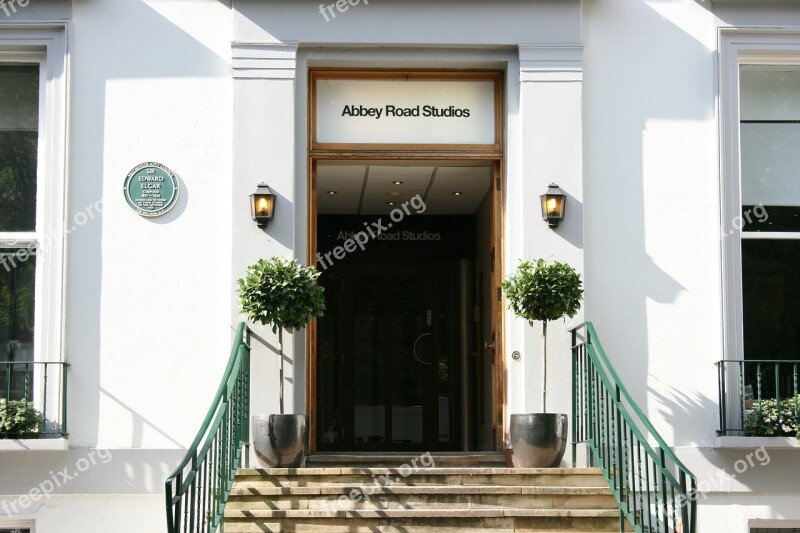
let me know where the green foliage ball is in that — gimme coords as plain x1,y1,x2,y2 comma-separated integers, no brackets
502,259,584,324
237,257,326,333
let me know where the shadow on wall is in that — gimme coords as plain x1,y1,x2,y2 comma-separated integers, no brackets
650,385,719,446
100,387,184,449
582,0,715,446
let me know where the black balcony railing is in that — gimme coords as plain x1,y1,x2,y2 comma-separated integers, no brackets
0,361,69,438
716,359,800,437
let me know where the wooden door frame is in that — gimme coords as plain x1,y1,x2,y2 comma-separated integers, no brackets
306,68,506,452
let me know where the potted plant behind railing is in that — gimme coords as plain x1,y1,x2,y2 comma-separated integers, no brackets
238,257,325,468
502,258,583,467
0,399,43,438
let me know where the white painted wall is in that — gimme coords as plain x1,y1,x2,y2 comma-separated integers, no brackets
67,0,234,450
2,496,164,532
583,0,719,447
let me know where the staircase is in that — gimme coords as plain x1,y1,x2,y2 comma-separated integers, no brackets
223,453,628,532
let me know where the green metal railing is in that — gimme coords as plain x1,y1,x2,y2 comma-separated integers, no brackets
717,359,800,436
0,361,69,438
571,322,697,533
165,323,251,533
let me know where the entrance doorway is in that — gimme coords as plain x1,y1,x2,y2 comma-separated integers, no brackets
306,69,505,453
312,161,499,452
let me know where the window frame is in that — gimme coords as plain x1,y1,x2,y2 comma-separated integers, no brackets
719,28,800,363
0,520,35,533
0,24,67,369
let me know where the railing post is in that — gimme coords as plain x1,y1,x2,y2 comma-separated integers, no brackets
245,329,251,469
718,361,727,436
794,363,798,422
659,449,668,532
680,470,690,533
614,385,623,498
61,364,69,436
43,364,49,433
572,327,578,468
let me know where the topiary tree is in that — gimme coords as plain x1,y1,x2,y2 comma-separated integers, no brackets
237,257,325,415
502,259,583,413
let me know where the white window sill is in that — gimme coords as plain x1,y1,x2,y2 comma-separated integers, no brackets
0,437,69,451
713,436,800,449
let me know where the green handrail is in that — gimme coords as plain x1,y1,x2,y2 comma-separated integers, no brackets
165,323,251,533
571,322,697,533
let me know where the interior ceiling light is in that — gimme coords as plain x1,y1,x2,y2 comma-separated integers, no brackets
326,190,338,195
386,201,396,206
452,192,463,196
392,180,404,185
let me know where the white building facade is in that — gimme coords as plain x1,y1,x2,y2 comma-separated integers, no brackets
0,0,798,531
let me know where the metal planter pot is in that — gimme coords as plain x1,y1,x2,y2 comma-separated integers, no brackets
509,413,568,468
253,414,308,468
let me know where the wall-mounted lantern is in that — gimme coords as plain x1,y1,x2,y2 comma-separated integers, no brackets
540,183,566,228
250,183,276,227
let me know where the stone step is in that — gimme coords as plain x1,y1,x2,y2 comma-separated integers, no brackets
233,467,607,488
306,452,506,468
222,509,623,533
224,466,629,532
226,484,617,511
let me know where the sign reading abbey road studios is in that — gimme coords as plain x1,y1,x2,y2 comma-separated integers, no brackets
315,79,496,145
124,162,179,217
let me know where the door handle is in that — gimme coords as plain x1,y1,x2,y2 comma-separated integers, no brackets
413,333,434,366
484,342,495,352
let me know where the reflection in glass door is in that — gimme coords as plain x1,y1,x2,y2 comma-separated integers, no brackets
317,260,459,451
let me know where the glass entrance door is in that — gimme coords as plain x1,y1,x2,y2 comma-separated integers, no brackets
317,260,459,451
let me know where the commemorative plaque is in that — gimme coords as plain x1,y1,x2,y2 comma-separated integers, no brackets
124,162,180,217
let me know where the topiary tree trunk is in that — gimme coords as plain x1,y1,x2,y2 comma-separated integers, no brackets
278,326,284,415
542,320,548,413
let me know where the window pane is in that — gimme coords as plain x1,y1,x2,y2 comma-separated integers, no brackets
0,64,39,232
740,123,800,208
742,239,800,361
740,66,800,230
742,204,800,232
0,247,36,364
740,66,800,120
